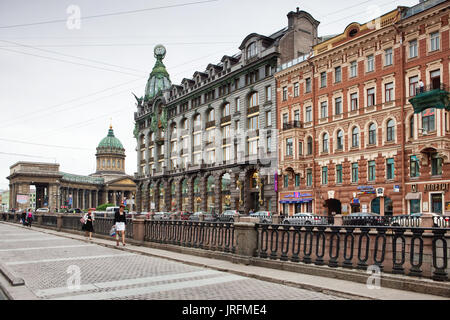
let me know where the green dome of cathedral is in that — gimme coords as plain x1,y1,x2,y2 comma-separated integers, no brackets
144,44,171,100
97,126,124,151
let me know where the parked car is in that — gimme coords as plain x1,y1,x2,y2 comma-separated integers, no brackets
153,212,172,220
283,213,326,225
343,212,385,226
250,211,272,224
177,211,193,220
390,212,448,228
189,211,218,222
35,208,50,213
217,210,244,222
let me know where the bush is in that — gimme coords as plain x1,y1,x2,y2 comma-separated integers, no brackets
96,203,115,211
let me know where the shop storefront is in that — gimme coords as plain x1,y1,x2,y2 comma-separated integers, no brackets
279,192,313,216
407,182,449,215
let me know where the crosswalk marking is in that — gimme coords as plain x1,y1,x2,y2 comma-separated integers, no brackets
35,269,222,297
5,253,135,265
54,274,244,300
0,244,94,252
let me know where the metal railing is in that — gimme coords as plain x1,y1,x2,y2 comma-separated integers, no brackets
414,83,448,96
94,217,115,236
144,220,235,253
282,121,302,131
255,223,449,281
62,215,82,231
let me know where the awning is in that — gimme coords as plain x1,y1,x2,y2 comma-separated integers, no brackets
405,192,421,200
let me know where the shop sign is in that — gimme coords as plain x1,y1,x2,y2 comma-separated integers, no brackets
16,194,29,204
422,201,429,212
357,186,376,194
424,183,449,192
394,185,400,192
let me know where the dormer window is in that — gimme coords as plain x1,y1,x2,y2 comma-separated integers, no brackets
246,42,258,59
349,28,358,37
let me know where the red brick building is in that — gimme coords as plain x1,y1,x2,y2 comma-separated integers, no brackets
275,0,450,217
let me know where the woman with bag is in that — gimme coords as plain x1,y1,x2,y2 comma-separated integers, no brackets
113,204,127,246
26,209,33,228
81,209,95,240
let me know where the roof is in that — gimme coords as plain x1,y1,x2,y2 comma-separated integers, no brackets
60,172,104,185
97,126,124,151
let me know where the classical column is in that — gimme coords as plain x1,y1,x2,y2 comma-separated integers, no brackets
214,174,222,214
154,181,160,212
200,174,207,212
240,170,250,214
176,178,182,212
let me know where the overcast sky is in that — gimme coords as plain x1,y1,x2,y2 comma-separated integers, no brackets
0,0,419,190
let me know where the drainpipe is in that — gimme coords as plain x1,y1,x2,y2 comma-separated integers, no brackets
394,18,406,215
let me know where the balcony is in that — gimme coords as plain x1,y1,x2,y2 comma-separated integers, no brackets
206,120,216,129
221,115,231,124
409,83,450,114
282,121,302,131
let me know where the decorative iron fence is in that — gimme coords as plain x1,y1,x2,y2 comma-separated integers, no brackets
255,223,449,281
144,220,235,253
93,217,115,236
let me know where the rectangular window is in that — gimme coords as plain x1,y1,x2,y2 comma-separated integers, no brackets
350,61,357,78
248,139,258,156
409,40,418,58
410,199,420,214
207,150,215,164
385,48,393,66
235,98,240,112
410,155,420,178
430,32,440,51
248,116,258,130
368,160,376,182
305,78,311,93
335,97,342,115
265,86,272,101
385,82,394,102
266,136,272,153
386,158,395,180
305,106,312,122
367,55,374,72
294,110,300,123
320,72,327,88
282,86,288,101
193,133,201,146
298,141,303,156
282,113,288,125
306,169,312,186
352,163,359,183
367,88,375,107
422,108,435,132
284,175,289,188
335,66,341,83
322,167,328,185
351,93,358,110
295,174,300,187
266,110,272,127
294,82,299,97
431,153,443,176
223,146,231,161
321,101,328,119
286,138,293,156
409,76,419,97
222,125,230,140
336,164,343,184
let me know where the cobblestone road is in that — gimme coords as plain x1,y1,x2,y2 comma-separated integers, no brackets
0,223,345,300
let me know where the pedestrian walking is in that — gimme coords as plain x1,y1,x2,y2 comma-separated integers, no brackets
114,204,127,246
26,208,33,228
21,210,27,226
81,209,95,240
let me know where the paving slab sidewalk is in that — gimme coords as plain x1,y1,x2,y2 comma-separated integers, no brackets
2,222,448,300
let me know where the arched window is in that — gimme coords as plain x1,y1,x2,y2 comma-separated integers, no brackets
387,119,395,142
249,92,258,108
352,127,359,148
369,123,377,145
322,133,329,153
246,42,257,59
222,103,230,117
336,130,343,150
307,137,313,155
182,119,188,130
409,116,414,138
171,125,177,138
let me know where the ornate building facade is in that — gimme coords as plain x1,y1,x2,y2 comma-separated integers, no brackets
275,0,450,217
133,9,321,214
8,126,136,211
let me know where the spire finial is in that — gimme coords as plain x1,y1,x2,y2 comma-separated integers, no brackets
109,117,112,129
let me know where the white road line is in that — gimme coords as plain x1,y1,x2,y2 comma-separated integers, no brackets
0,237,61,242
35,269,222,297
54,274,244,300
5,253,135,266
0,244,94,252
